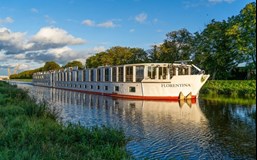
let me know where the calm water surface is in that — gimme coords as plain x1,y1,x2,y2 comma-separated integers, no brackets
17,82,256,160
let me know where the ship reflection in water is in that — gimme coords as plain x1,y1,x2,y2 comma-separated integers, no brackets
28,85,256,160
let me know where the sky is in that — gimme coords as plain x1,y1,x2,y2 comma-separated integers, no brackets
0,0,254,76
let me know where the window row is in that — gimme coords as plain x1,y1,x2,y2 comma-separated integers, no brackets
55,83,136,93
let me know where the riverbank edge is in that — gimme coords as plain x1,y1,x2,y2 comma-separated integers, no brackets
200,80,256,99
0,81,131,159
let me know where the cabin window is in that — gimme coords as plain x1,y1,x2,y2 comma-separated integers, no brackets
76,71,79,81
129,87,136,93
126,66,133,82
105,68,110,82
181,66,190,75
148,66,156,79
112,67,117,82
115,86,119,92
90,70,94,82
97,85,100,90
136,66,144,82
159,67,167,79
130,103,136,108
97,69,101,81
178,66,189,75
70,72,73,81
90,85,93,89
85,85,87,88
64,73,66,81
118,67,124,82
169,66,176,77
62,73,64,81
105,86,108,90
81,71,85,82
84,70,87,81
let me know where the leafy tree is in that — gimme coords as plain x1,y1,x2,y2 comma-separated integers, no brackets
86,46,149,68
149,45,161,63
64,61,84,69
43,61,60,71
194,20,239,80
126,48,149,64
227,2,256,69
149,29,193,63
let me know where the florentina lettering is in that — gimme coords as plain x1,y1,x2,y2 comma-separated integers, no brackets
161,84,191,87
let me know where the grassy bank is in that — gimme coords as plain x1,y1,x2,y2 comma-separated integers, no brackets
200,80,256,99
0,81,130,159
9,79,32,82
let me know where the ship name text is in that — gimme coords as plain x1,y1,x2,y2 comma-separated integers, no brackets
161,84,191,88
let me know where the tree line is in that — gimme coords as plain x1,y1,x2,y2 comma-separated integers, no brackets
10,61,84,79
11,2,256,80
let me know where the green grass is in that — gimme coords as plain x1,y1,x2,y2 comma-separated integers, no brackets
0,81,131,160
200,80,256,99
9,79,33,82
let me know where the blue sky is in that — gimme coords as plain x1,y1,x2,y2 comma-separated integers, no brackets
0,0,254,75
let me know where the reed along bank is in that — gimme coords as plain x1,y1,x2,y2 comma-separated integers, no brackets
0,81,130,160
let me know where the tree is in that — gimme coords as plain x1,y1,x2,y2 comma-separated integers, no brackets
43,61,60,71
227,2,256,69
194,20,239,80
149,45,161,63
127,48,149,64
85,46,149,68
64,61,84,69
149,29,193,63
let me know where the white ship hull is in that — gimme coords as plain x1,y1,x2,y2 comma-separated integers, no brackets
33,63,209,101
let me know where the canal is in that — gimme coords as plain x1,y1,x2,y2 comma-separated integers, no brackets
17,82,256,160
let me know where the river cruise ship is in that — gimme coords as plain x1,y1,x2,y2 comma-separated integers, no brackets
33,62,210,101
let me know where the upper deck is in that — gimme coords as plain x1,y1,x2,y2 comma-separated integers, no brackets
33,62,205,83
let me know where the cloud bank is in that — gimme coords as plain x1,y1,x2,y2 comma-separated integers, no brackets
0,26,90,72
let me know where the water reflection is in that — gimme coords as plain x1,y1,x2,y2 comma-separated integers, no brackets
23,84,256,160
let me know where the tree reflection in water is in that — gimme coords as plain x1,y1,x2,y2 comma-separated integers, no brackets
199,100,256,159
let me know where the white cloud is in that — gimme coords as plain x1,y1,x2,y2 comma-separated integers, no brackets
0,17,14,24
0,27,85,55
0,27,30,54
18,64,30,70
135,13,147,23
93,46,106,52
82,19,118,28
0,50,8,60
184,0,235,8
14,53,26,59
31,8,39,13
0,26,97,75
208,0,235,3
31,27,85,48
82,19,95,26
97,21,116,28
